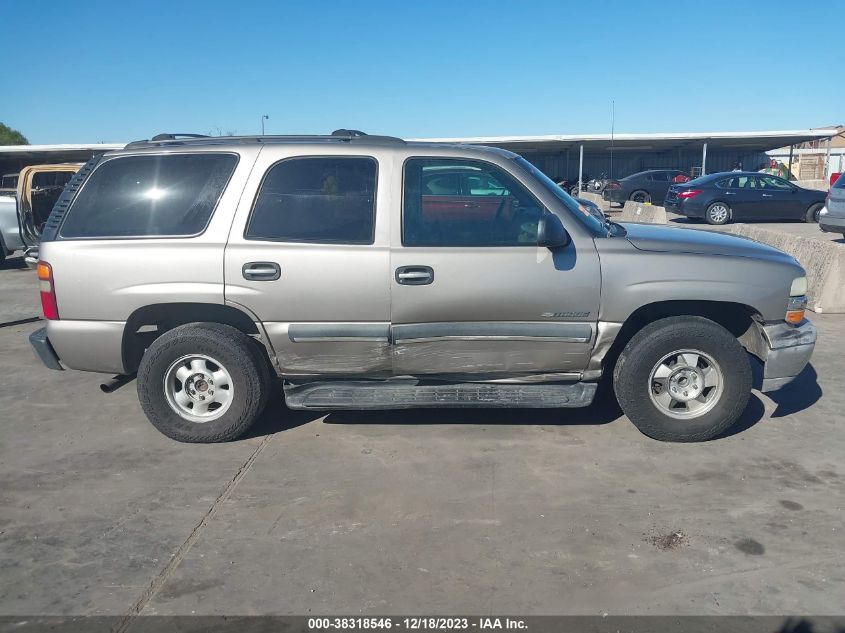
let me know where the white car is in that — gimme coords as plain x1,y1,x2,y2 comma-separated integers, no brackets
819,174,845,237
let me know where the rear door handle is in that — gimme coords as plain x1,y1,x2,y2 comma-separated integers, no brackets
396,266,434,285
762,194,773,198
242,261,281,281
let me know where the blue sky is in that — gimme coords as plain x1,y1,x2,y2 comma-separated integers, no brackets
2,0,841,144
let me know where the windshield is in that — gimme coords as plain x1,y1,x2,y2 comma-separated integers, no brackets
512,156,606,235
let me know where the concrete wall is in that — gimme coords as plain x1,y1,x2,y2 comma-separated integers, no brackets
794,179,829,191
620,201,667,224
723,225,845,314
577,191,604,207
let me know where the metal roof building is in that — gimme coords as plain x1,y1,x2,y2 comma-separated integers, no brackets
413,129,840,182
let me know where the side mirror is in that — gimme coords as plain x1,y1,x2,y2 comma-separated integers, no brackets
537,211,571,249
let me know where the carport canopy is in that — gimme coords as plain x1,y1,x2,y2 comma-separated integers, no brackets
413,129,839,188
413,129,837,157
0,144,123,175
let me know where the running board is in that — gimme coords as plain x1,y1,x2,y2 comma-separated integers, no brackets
284,380,597,410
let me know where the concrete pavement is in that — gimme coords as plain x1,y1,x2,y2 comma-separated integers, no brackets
1,255,843,617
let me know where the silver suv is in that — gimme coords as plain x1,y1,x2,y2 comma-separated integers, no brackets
29,131,816,443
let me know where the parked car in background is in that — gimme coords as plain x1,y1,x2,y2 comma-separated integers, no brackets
29,131,814,445
602,169,688,206
0,163,82,265
0,163,82,263
819,173,845,237
665,172,827,225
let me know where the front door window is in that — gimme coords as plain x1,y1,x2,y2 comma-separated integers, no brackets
404,158,544,247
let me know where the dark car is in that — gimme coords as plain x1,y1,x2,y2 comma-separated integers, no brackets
602,169,688,206
664,172,827,225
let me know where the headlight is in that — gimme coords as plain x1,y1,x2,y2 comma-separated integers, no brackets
819,206,828,216
790,276,807,297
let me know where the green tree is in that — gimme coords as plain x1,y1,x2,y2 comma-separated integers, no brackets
0,123,29,145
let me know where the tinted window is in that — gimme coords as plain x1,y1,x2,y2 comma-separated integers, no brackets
422,171,461,195
61,154,237,238
722,175,756,189
33,171,75,189
834,174,845,189
648,172,669,182
247,157,376,244
758,175,792,190
403,158,544,246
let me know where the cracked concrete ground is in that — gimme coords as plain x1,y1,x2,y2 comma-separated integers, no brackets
0,253,843,617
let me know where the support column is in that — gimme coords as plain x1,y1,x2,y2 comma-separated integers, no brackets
701,142,708,176
577,144,584,197
825,136,832,181
787,144,794,180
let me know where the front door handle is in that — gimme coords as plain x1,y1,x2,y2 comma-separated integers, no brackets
396,266,434,285
243,261,281,281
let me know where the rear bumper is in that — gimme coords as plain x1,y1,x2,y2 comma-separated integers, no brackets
819,210,845,233
29,326,64,371
757,319,816,391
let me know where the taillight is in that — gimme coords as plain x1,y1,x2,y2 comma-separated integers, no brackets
36,261,59,320
678,189,702,199
606,182,621,190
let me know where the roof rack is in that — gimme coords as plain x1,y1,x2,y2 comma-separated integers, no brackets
124,130,406,149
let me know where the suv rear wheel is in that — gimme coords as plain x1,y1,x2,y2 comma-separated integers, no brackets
612,316,751,442
137,323,271,442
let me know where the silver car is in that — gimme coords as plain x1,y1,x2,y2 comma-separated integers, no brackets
819,174,845,237
29,132,816,443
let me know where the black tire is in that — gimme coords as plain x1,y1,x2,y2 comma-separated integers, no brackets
805,202,823,223
705,202,731,225
137,322,271,443
630,190,651,203
613,316,751,442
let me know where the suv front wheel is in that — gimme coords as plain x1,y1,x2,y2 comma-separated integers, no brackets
137,323,271,442
613,316,751,442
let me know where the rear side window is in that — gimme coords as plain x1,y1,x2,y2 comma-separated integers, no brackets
833,174,844,189
60,154,237,238
648,172,669,182
246,156,377,244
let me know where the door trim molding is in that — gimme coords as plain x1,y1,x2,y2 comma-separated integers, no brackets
391,321,593,344
288,323,390,343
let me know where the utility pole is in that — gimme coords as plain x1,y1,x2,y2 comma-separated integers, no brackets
261,114,269,135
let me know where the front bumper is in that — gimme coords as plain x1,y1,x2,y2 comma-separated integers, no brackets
29,326,64,371
747,319,816,391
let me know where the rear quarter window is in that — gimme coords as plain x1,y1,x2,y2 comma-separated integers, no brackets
59,153,238,238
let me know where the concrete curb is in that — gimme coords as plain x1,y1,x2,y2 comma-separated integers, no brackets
620,201,667,224
577,191,605,207
794,179,829,191
723,225,845,313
